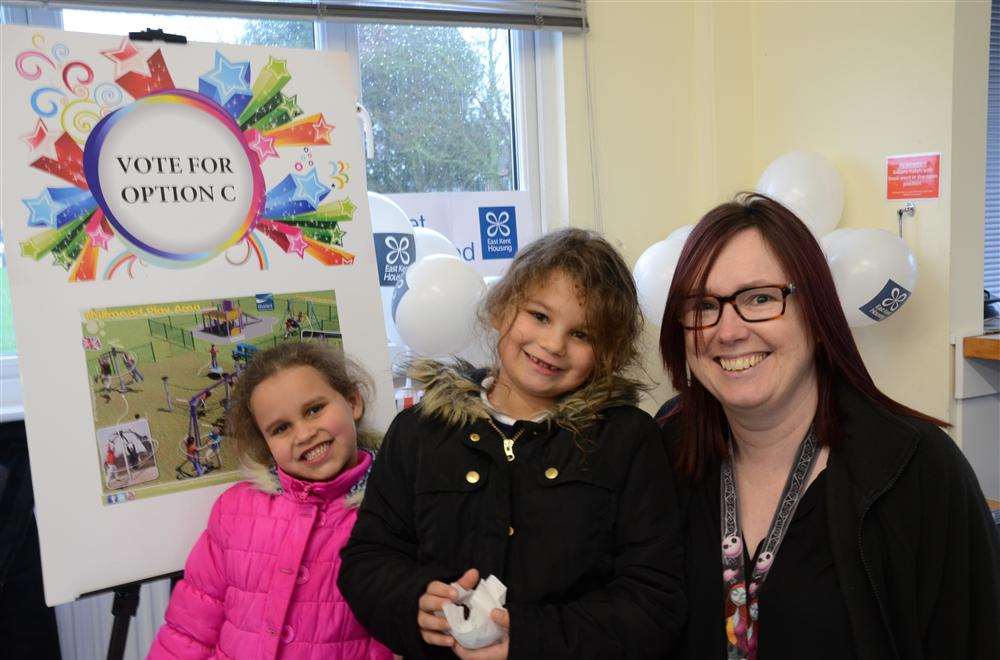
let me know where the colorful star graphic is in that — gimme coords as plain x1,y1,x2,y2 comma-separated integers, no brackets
201,51,251,106
330,225,346,245
29,126,64,163
339,198,357,217
291,168,329,208
100,37,150,79
278,94,301,117
310,116,333,143
246,129,279,163
86,221,113,250
21,119,48,152
23,190,59,228
287,231,308,258
53,249,73,269
263,56,289,82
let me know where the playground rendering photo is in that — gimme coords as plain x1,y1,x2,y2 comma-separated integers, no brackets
81,289,343,504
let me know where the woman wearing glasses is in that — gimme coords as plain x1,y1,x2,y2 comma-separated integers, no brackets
658,193,999,660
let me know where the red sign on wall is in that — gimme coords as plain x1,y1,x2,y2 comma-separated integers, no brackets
886,153,940,200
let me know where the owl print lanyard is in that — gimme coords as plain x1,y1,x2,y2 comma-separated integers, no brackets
720,426,819,660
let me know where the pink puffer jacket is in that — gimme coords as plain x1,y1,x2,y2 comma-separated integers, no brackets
149,450,391,659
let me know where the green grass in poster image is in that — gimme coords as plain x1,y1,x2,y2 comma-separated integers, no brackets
82,290,342,505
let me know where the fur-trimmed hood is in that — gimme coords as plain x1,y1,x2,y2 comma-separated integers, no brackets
408,358,644,434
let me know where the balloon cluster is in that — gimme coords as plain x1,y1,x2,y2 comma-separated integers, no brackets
369,192,487,356
632,151,918,328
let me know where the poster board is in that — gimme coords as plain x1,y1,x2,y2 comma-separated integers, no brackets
1,25,393,605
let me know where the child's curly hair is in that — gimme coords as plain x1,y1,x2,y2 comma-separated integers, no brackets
479,227,644,391
225,342,377,469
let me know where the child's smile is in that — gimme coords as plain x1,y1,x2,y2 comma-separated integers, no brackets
301,439,333,463
251,365,362,481
525,351,565,374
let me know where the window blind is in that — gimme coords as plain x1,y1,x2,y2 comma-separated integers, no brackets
986,0,1000,296
2,0,587,31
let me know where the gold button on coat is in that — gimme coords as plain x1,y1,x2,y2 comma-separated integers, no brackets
508,526,515,536
544,467,559,480
469,433,480,442
466,470,480,484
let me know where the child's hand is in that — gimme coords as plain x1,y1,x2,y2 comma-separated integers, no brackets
452,609,509,660
417,568,480,647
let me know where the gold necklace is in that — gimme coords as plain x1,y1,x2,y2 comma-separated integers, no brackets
487,418,525,462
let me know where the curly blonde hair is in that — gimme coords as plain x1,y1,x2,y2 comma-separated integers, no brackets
225,342,377,469
479,228,644,393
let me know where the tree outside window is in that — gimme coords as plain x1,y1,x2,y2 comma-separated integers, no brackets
358,25,513,193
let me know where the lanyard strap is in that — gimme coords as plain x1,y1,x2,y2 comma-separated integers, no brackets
720,427,819,660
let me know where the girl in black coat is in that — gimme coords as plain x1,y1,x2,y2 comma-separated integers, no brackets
339,228,685,659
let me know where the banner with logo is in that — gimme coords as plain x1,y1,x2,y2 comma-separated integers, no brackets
386,191,536,277
1,25,392,604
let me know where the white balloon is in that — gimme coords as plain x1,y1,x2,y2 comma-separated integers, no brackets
413,226,459,262
386,230,465,349
394,255,487,357
821,228,918,328
757,151,845,237
633,225,695,325
368,191,413,236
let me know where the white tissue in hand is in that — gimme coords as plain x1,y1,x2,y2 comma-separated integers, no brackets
442,575,507,649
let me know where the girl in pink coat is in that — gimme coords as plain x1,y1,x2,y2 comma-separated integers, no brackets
150,343,392,660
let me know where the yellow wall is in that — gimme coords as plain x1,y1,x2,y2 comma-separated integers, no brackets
563,1,989,423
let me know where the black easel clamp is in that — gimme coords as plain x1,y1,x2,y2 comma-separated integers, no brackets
129,28,188,44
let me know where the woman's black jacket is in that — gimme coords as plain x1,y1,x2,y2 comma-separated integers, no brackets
339,361,685,659
664,381,1000,660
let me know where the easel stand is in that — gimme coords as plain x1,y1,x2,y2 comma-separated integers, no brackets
80,570,184,660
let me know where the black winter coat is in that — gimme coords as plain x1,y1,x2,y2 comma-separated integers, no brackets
339,362,685,659
665,381,1000,660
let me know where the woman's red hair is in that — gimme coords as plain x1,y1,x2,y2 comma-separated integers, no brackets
659,193,946,479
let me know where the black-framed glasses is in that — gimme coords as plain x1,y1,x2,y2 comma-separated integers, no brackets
680,283,796,330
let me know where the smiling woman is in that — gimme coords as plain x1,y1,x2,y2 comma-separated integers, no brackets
659,193,1000,660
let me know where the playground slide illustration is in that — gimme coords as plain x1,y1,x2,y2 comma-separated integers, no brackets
81,290,343,505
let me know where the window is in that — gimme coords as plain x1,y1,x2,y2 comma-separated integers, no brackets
987,0,1000,302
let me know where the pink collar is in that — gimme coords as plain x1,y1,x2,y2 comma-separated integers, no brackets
277,449,372,505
